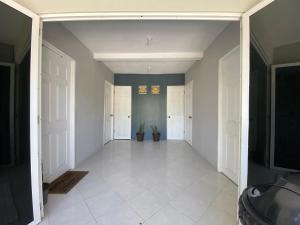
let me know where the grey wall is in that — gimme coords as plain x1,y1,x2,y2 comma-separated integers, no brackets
43,23,113,166
114,74,185,140
0,43,14,63
273,41,300,64
186,22,240,168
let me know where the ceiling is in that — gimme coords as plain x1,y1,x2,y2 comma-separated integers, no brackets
62,20,229,74
251,0,300,49
14,0,263,14
0,2,31,46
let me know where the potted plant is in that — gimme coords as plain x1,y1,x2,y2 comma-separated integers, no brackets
151,125,160,142
136,122,145,142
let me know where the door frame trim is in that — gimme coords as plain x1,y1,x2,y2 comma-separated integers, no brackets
270,62,300,172
42,40,76,171
103,80,114,145
0,62,15,166
0,0,42,224
217,45,240,179
40,12,242,22
12,3,273,221
239,0,274,198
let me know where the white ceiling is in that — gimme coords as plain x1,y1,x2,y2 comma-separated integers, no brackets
62,20,229,74
14,0,262,14
251,0,300,50
0,2,31,46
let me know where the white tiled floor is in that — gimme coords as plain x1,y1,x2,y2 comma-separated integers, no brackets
41,140,238,225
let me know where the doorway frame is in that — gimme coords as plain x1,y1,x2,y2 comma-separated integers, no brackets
270,62,300,172
103,80,114,145
0,62,15,166
217,45,240,181
0,0,42,224
41,40,76,178
0,2,272,222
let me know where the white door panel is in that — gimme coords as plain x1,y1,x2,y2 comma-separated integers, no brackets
104,81,114,144
220,46,240,184
41,45,71,182
167,86,184,140
114,86,131,139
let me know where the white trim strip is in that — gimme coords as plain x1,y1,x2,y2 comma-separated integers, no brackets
94,52,203,61
40,12,242,22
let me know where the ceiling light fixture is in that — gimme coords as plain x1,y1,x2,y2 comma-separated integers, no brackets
146,36,153,47
147,65,152,72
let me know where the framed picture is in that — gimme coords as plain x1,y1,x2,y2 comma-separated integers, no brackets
151,85,160,94
138,85,147,94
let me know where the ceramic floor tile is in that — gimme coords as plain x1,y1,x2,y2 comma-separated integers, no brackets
47,201,94,225
76,177,110,199
96,203,143,225
149,182,183,204
196,206,238,225
46,188,84,213
170,192,209,222
129,190,166,220
110,179,147,201
44,140,238,225
85,190,124,218
210,190,238,217
146,205,195,225
186,180,220,204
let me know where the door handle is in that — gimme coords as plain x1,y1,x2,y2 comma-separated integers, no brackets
128,116,131,118
189,116,192,119
168,116,171,118
110,114,114,117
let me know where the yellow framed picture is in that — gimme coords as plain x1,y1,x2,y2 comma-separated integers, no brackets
151,85,160,94
138,85,147,94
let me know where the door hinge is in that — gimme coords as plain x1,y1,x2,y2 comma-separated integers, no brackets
37,115,40,124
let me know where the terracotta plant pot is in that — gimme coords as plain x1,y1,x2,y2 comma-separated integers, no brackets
152,133,160,142
136,133,144,142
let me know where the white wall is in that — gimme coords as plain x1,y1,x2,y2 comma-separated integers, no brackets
186,22,240,168
43,23,113,166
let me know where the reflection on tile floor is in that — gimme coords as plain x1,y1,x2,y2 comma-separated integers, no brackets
41,140,238,225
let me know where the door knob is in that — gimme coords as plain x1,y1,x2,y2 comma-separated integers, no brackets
189,116,192,119
128,116,131,118
168,116,171,118
110,114,113,117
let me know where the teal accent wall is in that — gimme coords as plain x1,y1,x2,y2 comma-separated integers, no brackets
114,74,185,140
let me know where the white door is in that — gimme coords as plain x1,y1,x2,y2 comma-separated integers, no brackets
104,81,114,144
219,46,240,184
167,86,185,139
185,80,193,145
41,43,73,183
114,86,132,139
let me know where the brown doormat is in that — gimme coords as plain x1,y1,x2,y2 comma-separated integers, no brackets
49,171,88,194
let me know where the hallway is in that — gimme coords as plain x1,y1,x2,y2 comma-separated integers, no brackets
42,141,237,225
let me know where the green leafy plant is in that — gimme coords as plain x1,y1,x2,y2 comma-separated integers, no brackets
138,122,145,134
151,125,159,134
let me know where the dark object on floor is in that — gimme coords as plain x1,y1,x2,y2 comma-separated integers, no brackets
136,133,144,142
152,132,160,142
0,183,18,224
239,173,300,225
49,171,88,194
43,183,50,205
